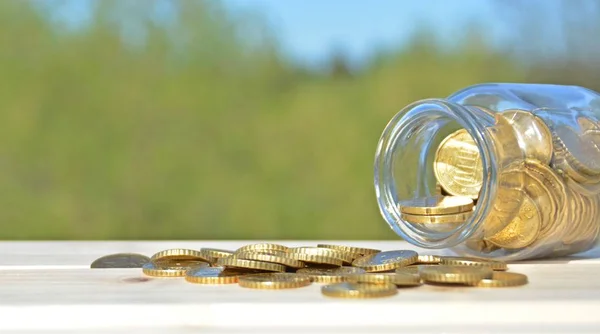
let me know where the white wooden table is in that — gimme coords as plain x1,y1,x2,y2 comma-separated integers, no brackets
1,240,599,334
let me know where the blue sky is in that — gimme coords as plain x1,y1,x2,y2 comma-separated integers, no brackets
42,0,555,69
220,0,512,69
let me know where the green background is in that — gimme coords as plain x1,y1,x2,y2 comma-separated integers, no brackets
1,0,598,240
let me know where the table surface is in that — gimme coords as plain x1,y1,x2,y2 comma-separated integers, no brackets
1,240,600,334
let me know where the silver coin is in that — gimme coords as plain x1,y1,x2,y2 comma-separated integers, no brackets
90,253,151,268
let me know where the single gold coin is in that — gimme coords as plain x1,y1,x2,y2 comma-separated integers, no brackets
399,195,474,215
465,238,501,254
416,255,442,264
199,248,235,260
216,257,286,272
401,211,473,225
434,128,483,199
347,273,421,286
185,266,242,284
90,253,150,268
352,250,418,272
296,267,366,283
316,244,381,257
419,265,493,285
475,272,528,288
486,194,541,249
500,109,553,165
141,262,188,277
152,259,210,270
287,247,353,264
395,266,419,275
440,257,507,271
238,273,311,289
235,243,288,254
286,252,343,267
396,264,439,275
150,248,211,262
235,252,305,269
321,282,398,299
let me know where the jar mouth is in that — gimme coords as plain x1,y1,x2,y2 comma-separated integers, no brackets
374,99,497,248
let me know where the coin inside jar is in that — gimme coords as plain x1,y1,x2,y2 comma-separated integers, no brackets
500,109,553,165
486,194,541,250
398,195,474,215
433,129,483,199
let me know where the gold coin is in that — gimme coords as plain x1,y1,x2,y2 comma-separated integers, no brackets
481,167,525,239
286,252,343,267
524,160,567,240
185,266,242,284
347,273,421,286
521,164,558,235
554,116,600,176
500,109,553,165
141,262,188,277
486,194,541,249
316,244,381,257
399,195,474,215
152,259,211,270
296,267,365,283
440,257,507,271
216,257,286,272
90,253,150,268
465,238,501,253
395,265,420,275
352,250,418,272
401,211,473,224
419,265,493,285
150,248,211,262
476,272,528,288
583,194,599,240
238,273,311,289
235,243,288,253
321,282,398,299
396,264,439,275
434,128,483,199
562,189,585,245
236,252,305,269
287,247,353,264
416,255,442,264
199,248,235,260
565,174,600,196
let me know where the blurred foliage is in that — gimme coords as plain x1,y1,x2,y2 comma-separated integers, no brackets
0,0,598,240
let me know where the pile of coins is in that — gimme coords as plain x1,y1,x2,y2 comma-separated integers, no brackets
91,243,528,298
399,109,600,258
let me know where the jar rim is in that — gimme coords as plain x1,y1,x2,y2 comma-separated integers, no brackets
374,98,497,248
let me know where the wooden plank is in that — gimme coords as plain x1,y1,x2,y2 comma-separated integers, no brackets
1,241,600,333
0,264,599,330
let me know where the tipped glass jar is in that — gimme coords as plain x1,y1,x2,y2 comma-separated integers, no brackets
374,83,600,261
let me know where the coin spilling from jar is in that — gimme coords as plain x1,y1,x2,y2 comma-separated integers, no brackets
400,109,600,256
91,243,528,298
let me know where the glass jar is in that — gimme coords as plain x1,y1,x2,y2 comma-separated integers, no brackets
374,83,600,261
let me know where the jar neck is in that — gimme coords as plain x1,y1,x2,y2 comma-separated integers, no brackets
374,98,498,249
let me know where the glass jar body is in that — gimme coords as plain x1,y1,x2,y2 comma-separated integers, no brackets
374,83,600,261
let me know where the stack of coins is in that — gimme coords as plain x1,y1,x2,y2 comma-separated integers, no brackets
91,243,529,299
420,109,600,257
